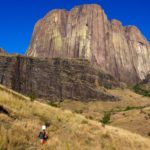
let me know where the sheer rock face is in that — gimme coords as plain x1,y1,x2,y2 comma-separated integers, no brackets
26,4,150,83
0,55,120,101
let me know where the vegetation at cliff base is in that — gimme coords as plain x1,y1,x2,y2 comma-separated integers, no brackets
133,84,150,97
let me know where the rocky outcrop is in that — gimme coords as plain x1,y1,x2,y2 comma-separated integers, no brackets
0,48,7,55
26,4,150,84
0,55,120,101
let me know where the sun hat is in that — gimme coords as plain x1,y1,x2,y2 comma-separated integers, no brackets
42,125,46,130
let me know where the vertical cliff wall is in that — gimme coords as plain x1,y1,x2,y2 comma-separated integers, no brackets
0,55,119,101
26,4,150,83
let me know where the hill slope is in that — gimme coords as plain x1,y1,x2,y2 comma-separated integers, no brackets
0,85,150,150
58,88,150,137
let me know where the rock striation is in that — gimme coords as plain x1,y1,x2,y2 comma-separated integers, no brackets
0,55,120,101
26,4,150,84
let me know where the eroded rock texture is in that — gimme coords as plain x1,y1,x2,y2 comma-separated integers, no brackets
0,55,120,101
26,4,150,83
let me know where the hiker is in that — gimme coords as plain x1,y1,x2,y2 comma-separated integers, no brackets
38,125,48,144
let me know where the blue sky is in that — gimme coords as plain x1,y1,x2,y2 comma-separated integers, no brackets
0,0,150,54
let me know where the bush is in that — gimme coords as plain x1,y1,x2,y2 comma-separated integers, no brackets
100,111,111,124
133,84,150,97
124,106,144,111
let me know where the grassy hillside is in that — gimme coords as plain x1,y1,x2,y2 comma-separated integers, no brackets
58,89,150,137
1,85,150,149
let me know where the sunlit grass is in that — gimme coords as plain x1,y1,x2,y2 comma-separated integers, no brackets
0,85,150,149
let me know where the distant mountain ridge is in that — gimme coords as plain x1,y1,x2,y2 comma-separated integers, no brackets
26,4,150,84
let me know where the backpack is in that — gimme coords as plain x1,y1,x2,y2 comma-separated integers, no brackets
38,132,43,139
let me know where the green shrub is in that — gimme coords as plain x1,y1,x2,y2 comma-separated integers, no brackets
124,106,135,111
100,111,111,124
124,106,144,111
133,84,150,97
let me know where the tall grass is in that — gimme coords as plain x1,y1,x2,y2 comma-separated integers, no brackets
0,85,150,149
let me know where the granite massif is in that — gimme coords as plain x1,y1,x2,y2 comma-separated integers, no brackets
26,4,150,83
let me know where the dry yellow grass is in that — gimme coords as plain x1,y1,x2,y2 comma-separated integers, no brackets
59,88,150,137
1,86,150,150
